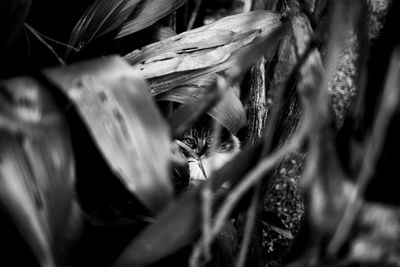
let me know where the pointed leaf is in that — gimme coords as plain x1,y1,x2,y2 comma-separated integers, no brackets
44,56,172,214
67,0,140,55
117,0,186,38
0,76,76,267
114,143,263,266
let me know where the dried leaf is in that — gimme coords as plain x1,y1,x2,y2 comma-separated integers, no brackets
44,56,172,214
0,77,76,267
114,143,263,266
117,0,186,38
124,11,282,95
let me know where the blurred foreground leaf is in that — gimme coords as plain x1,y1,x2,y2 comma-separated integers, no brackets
44,56,172,214
0,77,76,267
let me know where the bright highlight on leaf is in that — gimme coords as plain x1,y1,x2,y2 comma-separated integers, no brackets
124,11,282,95
44,56,173,214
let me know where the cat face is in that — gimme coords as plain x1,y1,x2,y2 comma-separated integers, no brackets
177,116,241,181
180,118,238,158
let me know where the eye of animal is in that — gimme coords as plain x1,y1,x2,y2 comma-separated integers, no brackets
183,137,196,148
205,137,214,145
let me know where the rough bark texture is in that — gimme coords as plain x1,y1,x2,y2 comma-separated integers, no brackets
244,59,268,145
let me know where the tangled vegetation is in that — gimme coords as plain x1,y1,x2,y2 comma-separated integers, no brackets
0,0,399,267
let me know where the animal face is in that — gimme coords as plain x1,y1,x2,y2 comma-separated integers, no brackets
178,116,240,181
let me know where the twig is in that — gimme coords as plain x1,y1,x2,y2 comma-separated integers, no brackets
25,23,79,51
24,23,66,65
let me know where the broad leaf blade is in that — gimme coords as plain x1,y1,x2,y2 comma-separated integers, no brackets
117,0,186,38
114,143,263,266
44,56,172,214
0,77,76,267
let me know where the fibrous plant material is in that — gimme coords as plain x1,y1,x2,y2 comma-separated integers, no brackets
124,10,283,95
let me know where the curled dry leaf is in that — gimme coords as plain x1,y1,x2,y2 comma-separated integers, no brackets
44,56,172,214
0,76,76,267
124,10,282,95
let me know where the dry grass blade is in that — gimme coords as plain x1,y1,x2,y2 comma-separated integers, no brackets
117,0,186,38
0,77,76,267
44,56,172,214
66,0,140,56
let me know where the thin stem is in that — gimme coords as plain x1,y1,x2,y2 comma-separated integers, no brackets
187,0,202,30
25,23,79,51
24,23,66,65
